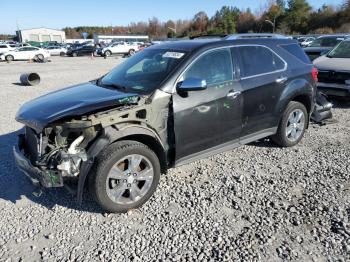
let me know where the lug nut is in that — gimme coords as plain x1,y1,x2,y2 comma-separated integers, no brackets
123,179,127,183
133,173,137,177
127,183,131,188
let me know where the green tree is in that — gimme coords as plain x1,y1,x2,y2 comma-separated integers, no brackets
285,0,312,33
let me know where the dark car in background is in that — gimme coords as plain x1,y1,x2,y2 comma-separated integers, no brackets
14,37,317,213
66,44,96,57
313,38,350,99
304,35,347,61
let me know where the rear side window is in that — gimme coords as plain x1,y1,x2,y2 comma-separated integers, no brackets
238,46,285,78
0,45,7,48
280,43,311,64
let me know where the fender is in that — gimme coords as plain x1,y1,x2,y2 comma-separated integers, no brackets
76,125,166,203
275,78,314,123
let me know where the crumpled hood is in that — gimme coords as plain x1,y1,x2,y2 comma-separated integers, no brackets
313,56,350,72
16,82,139,132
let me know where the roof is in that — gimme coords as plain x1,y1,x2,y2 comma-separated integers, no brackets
148,38,296,52
317,34,350,39
18,27,64,32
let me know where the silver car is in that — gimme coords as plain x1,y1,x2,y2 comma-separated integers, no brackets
313,39,350,99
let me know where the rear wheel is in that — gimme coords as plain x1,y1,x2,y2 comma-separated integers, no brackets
89,140,160,213
128,49,135,56
5,55,14,62
72,52,78,57
271,101,308,147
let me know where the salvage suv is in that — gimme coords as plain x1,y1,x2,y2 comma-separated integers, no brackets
14,38,317,213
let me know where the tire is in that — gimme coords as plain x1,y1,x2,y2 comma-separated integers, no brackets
128,49,135,56
89,140,161,213
271,101,308,147
104,50,112,57
72,52,78,57
5,55,14,62
35,54,44,62
59,52,65,56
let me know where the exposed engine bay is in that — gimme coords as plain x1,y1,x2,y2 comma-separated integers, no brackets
17,89,171,190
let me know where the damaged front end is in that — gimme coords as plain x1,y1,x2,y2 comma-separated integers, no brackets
14,122,96,188
14,89,171,201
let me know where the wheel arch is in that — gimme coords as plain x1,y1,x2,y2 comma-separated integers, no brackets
275,78,314,127
76,125,168,202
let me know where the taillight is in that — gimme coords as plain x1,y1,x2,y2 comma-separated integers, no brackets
312,67,318,83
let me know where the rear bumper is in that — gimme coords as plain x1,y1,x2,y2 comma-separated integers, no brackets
317,82,350,98
13,137,63,188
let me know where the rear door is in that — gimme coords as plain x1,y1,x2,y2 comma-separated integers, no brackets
173,47,243,162
235,45,288,137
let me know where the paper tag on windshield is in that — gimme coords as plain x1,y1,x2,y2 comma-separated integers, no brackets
162,52,185,59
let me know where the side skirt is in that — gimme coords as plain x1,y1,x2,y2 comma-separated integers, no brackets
174,127,277,167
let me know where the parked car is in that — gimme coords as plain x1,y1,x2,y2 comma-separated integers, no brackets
0,43,17,55
0,46,50,62
298,36,315,47
303,35,347,61
313,39,350,99
14,38,316,213
45,46,67,56
66,44,95,57
101,42,139,57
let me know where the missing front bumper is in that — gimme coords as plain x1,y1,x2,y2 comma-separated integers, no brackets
13,146,63,188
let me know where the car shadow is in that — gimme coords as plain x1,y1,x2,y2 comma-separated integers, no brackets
329,99,350,109
247,138,280,148
0,130,104,213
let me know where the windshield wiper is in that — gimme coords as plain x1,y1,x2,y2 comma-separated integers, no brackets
101,82,127,91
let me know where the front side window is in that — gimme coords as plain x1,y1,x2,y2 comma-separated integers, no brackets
183,49,233,86
100,49,187,93
238,46,285,78
327,41,350,58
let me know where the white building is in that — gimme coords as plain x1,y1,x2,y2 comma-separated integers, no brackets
94,34,149,44
16,28,66,43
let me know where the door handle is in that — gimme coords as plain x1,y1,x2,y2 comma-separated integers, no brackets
276,76,288,84
227,90,241,99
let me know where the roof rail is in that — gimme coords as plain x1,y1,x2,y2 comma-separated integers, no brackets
190,34,227,40
225,33,290,40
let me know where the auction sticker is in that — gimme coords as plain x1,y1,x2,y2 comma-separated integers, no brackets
162,52,185,59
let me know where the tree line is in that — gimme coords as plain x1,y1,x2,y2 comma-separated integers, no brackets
64,0,350,39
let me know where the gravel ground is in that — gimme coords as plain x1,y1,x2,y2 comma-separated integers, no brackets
0,56,350,261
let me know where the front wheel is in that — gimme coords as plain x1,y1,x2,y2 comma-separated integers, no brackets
72,52,78,57
89,140,161,213
271,101,308,147
104,50,112,57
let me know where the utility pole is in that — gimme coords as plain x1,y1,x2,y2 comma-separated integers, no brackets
265,14,279,33
16,20,22,42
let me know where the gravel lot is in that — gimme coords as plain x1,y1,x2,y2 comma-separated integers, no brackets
0,56,349,261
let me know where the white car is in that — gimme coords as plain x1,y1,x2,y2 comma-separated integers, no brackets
102,42,139,56
0,44,17,55
45,46,67,56
0,46,50,62
299,37,315,48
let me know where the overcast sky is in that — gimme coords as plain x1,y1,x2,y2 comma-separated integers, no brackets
1,0,344,34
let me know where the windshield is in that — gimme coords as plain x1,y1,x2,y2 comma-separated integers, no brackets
327,41,350,58
309,37,342,47
99,49,187,93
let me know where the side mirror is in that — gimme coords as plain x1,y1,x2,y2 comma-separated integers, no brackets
177,78,207,92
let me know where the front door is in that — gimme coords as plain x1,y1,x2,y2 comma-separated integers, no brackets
173,48,243,162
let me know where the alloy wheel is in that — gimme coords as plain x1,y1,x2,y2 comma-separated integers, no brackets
106,154,154,205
